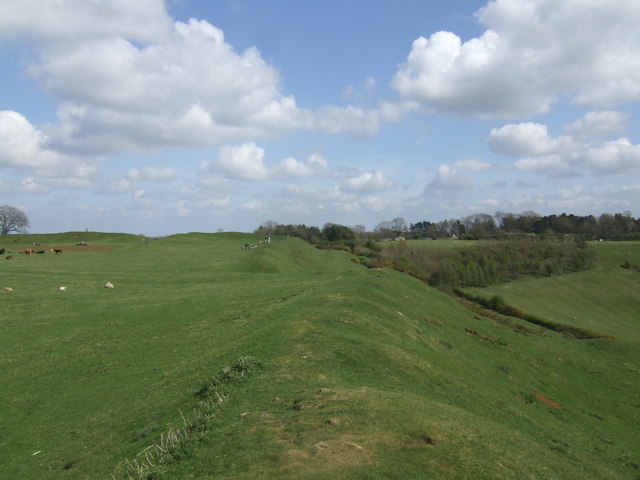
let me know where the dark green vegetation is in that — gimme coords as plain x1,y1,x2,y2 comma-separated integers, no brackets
408,211,640,240
381,238,596,288
1,233,638,479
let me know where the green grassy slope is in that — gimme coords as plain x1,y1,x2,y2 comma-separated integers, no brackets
465,241,640,340
1,234,638,479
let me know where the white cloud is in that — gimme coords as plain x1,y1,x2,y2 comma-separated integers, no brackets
0,110,98,186
310,101,415,138
393,0,640,118
11,12,300,153
206,142,269,180
488,123,577,156
493,116,640,179
200,145,345,182
1,2,419,160
241,200,264,211
361,195,389,213
272,154,329,178
127,166,176,182
580,138,640,175
428,164,473,191
564,110,629,139
515,154,579,178
190,197,231,210
0,0,172,44
0,110,63,170
426,159,491,192
342,171,393,193
21,175,94,193
101,177,136,194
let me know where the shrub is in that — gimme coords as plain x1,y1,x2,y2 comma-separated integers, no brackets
365,239,381,252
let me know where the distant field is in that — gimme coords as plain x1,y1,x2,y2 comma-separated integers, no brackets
1,233,638,479
382,238,493,250
464,241,640,340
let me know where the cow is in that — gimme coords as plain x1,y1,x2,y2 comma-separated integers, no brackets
0,248,4,255
36,250,45,254
50,248,63,254
24,248,35,255
5,256,12,260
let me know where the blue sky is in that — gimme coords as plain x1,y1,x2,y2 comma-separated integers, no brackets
1,0,639,235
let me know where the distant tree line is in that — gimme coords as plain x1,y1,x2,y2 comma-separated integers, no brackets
407,211,640,240
255,221,356,246
257,211,639,244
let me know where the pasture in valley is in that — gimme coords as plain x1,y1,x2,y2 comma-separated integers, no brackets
0,233,638,479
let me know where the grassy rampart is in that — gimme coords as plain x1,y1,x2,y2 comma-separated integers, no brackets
0,233,637,479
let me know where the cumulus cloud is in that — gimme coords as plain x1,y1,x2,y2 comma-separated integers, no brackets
428,164,473,191
427,159,491,192
514,140,640,179
564,110,629,140
272,154,329,178
101,177,136,194
0,110,98,186
0,0,172,44
310,101,416,138
493,116,640,179
488,123,577,156
393,0,640,118
580,138,640,175
203,142,269,180
514,154,579,178
32,17,301,153
0,2,411,156
126,166,176,182
200,144,336,181
0,110,65,171
341,171,393,193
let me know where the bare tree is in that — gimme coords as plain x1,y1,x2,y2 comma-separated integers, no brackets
0,205,30,235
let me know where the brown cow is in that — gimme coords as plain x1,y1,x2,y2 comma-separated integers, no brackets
50,248,62,254
24,248,34,255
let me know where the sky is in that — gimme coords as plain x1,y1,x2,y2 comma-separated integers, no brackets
1,0,639,236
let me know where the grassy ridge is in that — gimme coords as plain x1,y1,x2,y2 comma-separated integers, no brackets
1,234,638,479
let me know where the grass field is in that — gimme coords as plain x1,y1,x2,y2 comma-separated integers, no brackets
1,233,638,479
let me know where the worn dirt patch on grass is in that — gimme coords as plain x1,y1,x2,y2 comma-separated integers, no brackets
531,391,563,409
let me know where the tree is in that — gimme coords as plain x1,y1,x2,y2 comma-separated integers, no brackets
390,217,408,235
0,205,29,235
322,223,355,243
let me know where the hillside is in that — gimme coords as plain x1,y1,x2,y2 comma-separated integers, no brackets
1,234,638,479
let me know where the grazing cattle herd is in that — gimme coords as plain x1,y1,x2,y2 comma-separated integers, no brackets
2,241,116,292
4,235,274,292
4,249,61,256
2,243,66,260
